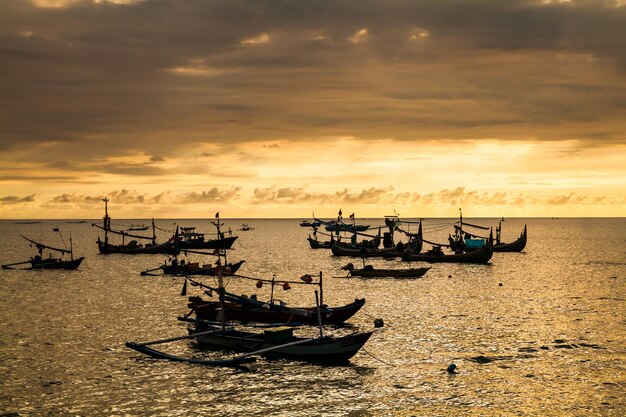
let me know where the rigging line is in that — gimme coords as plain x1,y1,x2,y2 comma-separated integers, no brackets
361,348,395,367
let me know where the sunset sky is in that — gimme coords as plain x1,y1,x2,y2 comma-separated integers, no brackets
1,0,624,219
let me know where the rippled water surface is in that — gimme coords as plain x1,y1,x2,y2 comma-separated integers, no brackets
1,218,624,416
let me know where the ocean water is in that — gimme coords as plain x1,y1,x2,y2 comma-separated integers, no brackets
0,218,624,416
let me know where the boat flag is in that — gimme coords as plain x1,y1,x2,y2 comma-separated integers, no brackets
256,280,263,288
215,211,219,219
282,282,291,290
349,213,355,221
338,209,342,216
300,274,313,283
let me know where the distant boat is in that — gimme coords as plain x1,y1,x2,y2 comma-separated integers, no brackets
299,219,321,228
126,224,149,231
2,234,83,270
177,225,238,250
14,221,40,224
238,223,254,231
342,263,430,279
401,242,493,264
493,223,527,252
92,198,178,255
66,220,86,224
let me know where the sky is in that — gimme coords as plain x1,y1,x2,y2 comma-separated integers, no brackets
0,0,625,219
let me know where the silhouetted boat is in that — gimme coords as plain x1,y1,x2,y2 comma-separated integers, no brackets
189,323,373,362
185,276,364,325
92,198,179,255
493,223,527,252
2,234,83,270
401,241,493,264
177,215,238,250
342,263,430,278
142,257,245,277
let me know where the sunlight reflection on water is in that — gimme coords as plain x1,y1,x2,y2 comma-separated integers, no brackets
0,218,624,416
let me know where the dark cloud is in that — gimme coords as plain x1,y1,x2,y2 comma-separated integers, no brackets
0,0,624,178
0,194,36,204
149,155,165,162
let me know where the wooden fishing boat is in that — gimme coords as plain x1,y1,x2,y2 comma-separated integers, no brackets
308,236,334,249
2,234,84,270
126,224,149,231
342,263,430,278
324,221,370,233
183,275,365,325
187,295,365,325
493,224,527,252
189,323,373,362
177,226,238,250
331,237,421,258
92,198,179,255
143,259,245,277
300,219,321,228
401,242,493,264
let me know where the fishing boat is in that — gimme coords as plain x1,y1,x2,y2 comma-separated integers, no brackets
331,234,421,258
493,223,527,252
126,224,149,231
184,276,365,325
238,224,254,231
177,214,238,250
299,219,321,228
141,253,245,277
308,236,334,249
322,220,370,233
341,263,430,278
126,273,372,365
189,281,371,362
92,198,179,255
189,323,373,362
2,234,84,270
401,240,493,264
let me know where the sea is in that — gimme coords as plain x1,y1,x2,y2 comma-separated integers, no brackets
0,217,624,416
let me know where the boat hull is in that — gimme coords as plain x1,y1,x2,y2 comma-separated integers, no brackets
98,241,179,255
401,243,493,264
178,236,238,250
331,245,406,258
162,260,245,276
191,327,373,362
189,298,365,325
30,257,84,270
493,226,527,252
308,237,333,249
348,267,430,278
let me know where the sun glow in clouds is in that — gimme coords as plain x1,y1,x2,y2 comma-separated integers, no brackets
349,28,368,44
241,33,270,45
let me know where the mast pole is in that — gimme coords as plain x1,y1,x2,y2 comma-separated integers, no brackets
102,197,110,244
69,233,74,260
151,218,156,245
319,271,324,307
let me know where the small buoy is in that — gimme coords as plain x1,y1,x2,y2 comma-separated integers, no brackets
374,318,384,328
499,283,503,286
447,364,457,373
448,275,452,278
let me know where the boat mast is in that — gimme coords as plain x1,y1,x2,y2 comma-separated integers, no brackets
151,218,156,245
102,197,110,245
69,233,74,260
